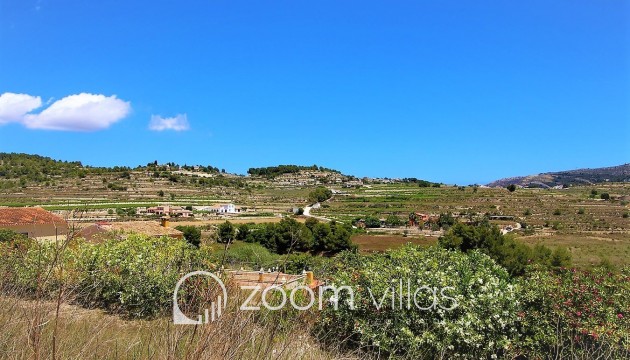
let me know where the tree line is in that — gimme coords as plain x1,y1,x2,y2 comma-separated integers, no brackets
247,164,340,178
214,218,355,255
438,220,571,276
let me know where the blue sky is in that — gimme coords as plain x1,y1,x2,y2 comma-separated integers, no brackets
0,1,628,184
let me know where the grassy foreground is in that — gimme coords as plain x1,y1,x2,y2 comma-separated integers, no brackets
0,295,349,360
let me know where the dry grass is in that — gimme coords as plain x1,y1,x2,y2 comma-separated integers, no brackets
0,294,356,360
352,234,437,253
517,233,630,268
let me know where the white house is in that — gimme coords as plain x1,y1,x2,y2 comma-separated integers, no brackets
194,203,241,214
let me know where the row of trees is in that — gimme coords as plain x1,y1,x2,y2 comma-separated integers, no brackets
355,212,457,229
247,164,339,178
215,218,355,255
438,221,571,275
401,178,441,187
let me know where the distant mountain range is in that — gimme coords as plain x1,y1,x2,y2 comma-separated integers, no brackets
487,164,630,188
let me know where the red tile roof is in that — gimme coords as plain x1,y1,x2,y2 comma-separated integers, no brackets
0,207,67,227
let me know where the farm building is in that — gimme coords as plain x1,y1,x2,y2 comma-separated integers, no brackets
146,205,192,218
75,221,183,242
0,207,68,240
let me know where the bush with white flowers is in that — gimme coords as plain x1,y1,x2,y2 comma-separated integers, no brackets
317,245,520,358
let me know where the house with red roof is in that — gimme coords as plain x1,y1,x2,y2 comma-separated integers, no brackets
0,207,68,240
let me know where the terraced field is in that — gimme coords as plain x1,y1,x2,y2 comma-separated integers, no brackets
314,183,630,267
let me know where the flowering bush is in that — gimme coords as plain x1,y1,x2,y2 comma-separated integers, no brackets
517,266,630,358
317,245,520,358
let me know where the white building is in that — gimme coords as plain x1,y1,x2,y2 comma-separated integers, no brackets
194,203,241,214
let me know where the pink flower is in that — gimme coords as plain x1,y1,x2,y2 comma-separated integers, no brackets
576,311,582,317
618,313,623,319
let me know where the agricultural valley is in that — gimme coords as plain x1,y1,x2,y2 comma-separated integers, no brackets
0,152,628,359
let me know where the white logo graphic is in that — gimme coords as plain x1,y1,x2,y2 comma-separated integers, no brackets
173,271,228,325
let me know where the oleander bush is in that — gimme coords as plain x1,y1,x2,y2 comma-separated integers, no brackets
517,266,629,358
317,246,520,358
316,245,629,359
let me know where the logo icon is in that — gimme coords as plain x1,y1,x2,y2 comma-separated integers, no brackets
173,271,228,325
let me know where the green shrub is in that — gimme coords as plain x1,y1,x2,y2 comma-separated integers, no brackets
517,267,629,358
550,246,571,267
363,216,381,228
235,223,250,240
75,235,203,317
384,214,403,227
216,221,235,244
175,225,202,247
437,212,456,229
317,246,520,358
312,220,356,253
551,221,563,231
438,222,560,276
282,252,331,274
209,241,279,270
308,187,333,203
1,240,72,294
1,235,204,318
0,229,26,243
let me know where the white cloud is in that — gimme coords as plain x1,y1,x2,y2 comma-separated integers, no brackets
23,93,131,131
0,93,42,125
149,114,190,131
0,92,131,131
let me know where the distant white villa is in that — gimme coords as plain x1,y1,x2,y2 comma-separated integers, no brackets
194,203,241,214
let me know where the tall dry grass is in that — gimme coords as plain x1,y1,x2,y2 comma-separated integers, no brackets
0,291,359,360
